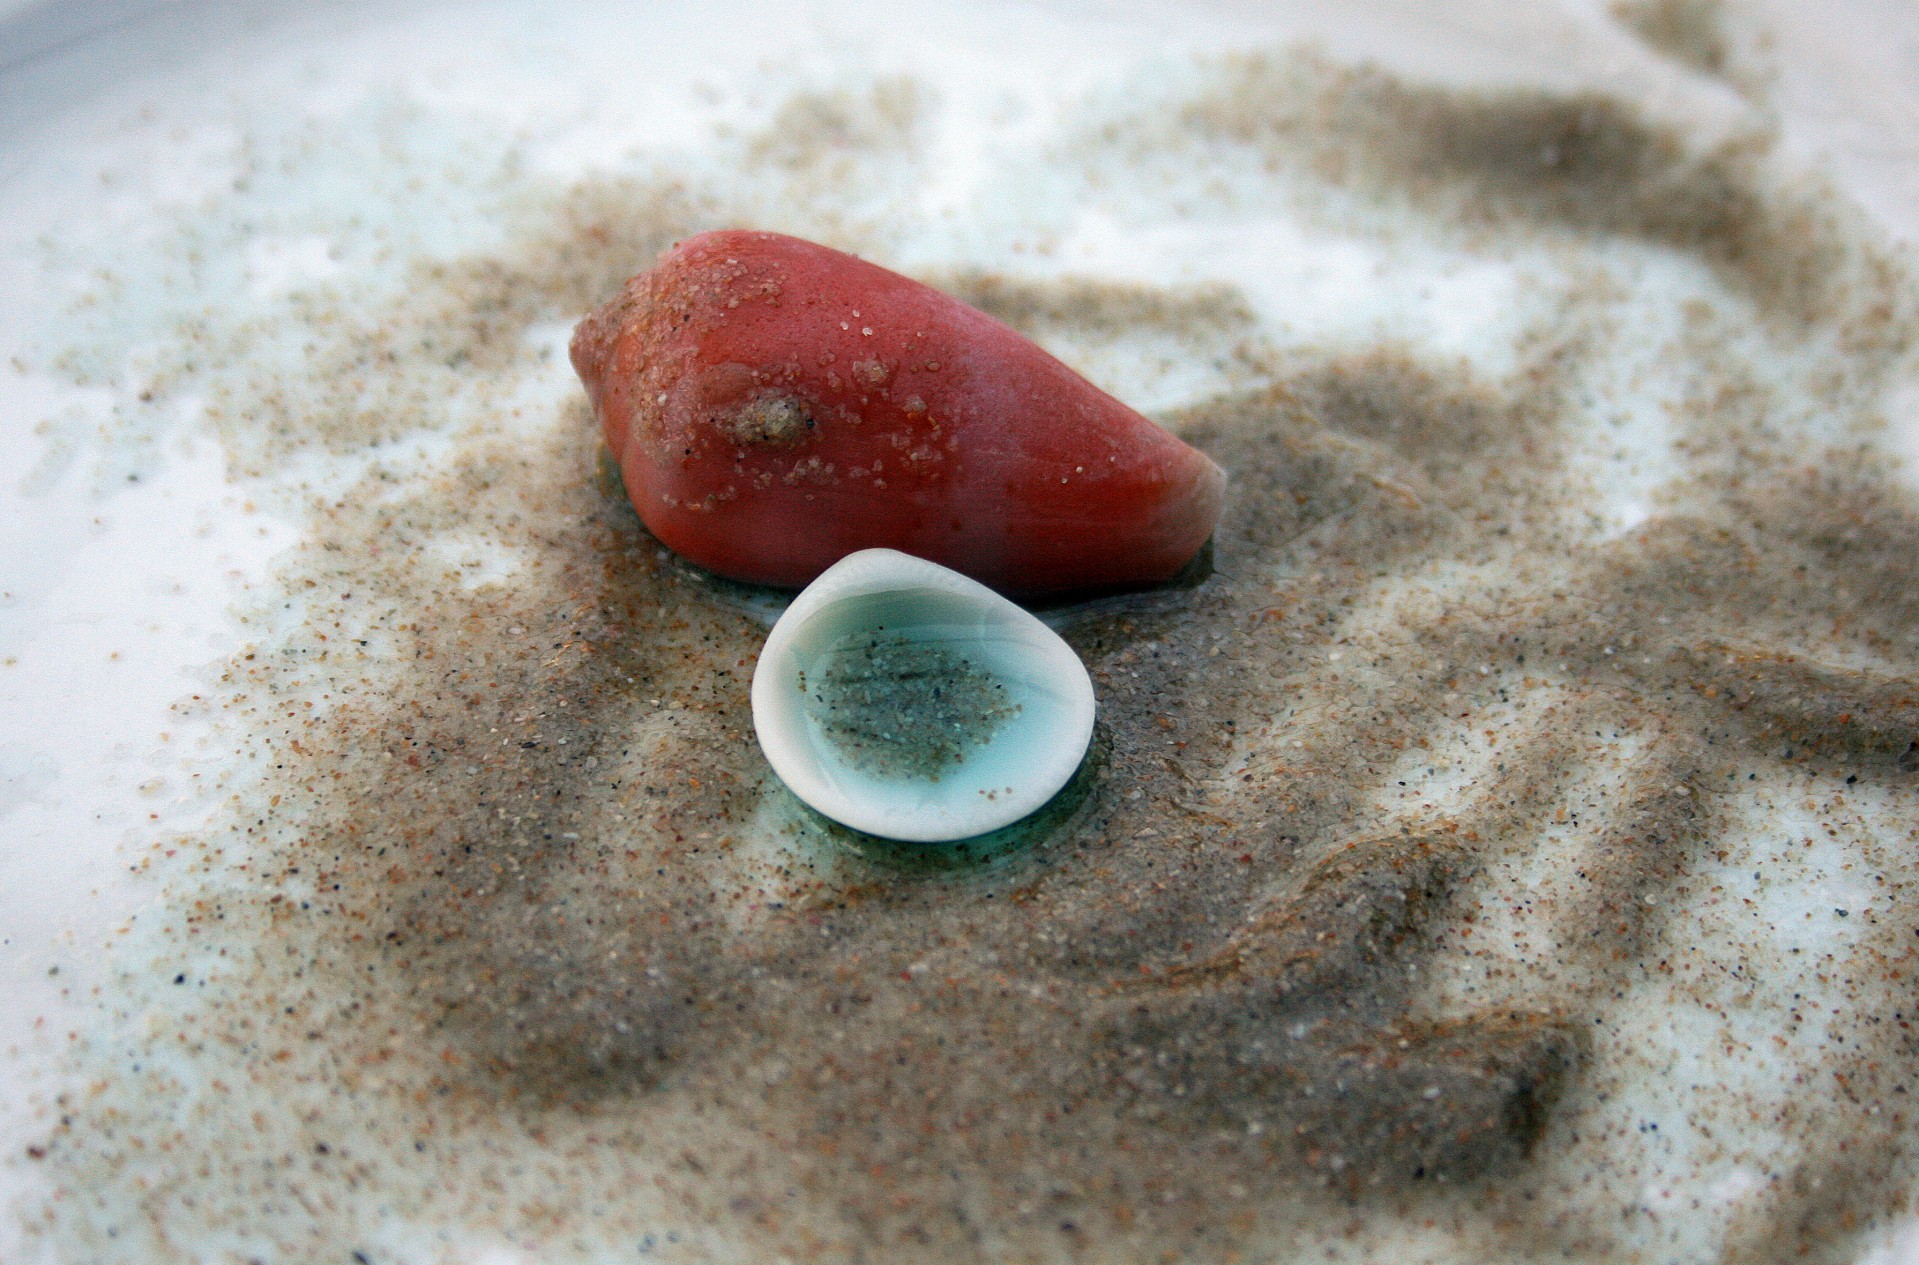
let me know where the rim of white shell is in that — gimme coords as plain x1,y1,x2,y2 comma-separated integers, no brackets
750,548,1097,842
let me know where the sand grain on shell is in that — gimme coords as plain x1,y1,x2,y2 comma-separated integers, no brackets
806,632,1021,781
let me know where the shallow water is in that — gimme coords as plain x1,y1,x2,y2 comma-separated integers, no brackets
4,2,1919,1262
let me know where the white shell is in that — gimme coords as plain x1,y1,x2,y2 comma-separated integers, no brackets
751,549,1097,842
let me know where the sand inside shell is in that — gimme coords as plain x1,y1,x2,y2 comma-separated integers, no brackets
803,631,1022,782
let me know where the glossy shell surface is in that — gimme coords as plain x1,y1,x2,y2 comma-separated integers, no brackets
750,549,1096,841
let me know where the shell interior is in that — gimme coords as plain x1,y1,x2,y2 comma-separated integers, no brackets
751,551,1096,842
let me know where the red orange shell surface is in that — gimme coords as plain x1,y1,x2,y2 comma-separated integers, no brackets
570,230,1226,597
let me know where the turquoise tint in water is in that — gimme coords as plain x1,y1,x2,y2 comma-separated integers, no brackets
802,629,1021,781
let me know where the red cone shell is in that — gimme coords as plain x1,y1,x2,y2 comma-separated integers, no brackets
571,229,1226,596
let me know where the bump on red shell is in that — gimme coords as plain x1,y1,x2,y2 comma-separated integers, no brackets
570,229,1226,597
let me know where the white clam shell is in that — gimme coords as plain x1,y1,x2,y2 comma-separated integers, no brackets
751,549,1097,842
